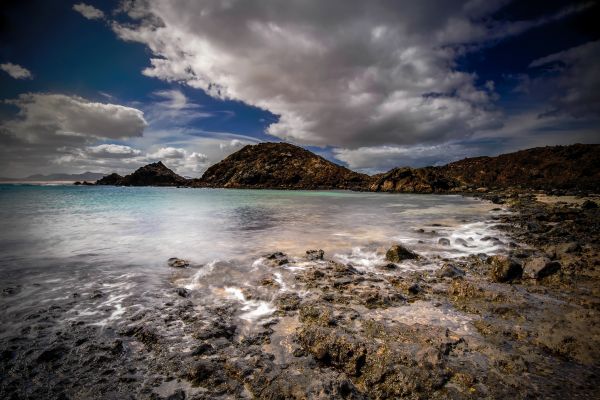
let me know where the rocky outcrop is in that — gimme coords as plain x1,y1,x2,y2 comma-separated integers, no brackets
192,142,371,190
95,173,123,185
439,143,600,191
95,162,188,187
370,166,460,193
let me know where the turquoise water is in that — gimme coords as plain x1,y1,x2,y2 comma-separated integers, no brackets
0,185,505,269
0,184,508,330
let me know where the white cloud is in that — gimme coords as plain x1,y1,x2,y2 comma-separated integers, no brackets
73,3,105,20
0,62,32,79
86,144,142,158
147,146,186,159
110,0,586,150
145,89,212,126
3,93,147,142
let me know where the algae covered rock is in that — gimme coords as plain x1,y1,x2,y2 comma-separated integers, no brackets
385,244,419,262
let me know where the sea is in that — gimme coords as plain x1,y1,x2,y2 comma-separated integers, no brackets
0,184,510,334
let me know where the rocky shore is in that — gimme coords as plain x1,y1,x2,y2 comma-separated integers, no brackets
1,190,598,399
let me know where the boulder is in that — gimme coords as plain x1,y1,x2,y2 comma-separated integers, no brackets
523,257,561,280
438,238,450,246
487,255,522,282
306,249,325,261
385,244,419,262
167,258,189,268
264,252,289,266
436,264,465,278
581,200,598,209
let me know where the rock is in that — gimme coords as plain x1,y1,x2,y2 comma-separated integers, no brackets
438,238,450,246
167,257,189,268
436,264,465,278
275,293,302,311
455,238,469,247
476,187,489,193
264,252,289,266
556,242,581,255
176,287,190,297
487,255,523,282
95,173,124,185
306,249,325,261
385,244,419,262
523,257,561,280
581,200,598,209
377,263,397,270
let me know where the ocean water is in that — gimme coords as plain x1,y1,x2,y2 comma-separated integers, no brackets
0,184,509,332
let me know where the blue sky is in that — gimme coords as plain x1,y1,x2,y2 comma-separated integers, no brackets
0,0,598,177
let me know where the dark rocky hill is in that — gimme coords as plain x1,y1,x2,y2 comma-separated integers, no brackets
95,162,188,186
439,144,600,191
369,167,461,193
192,142,371,190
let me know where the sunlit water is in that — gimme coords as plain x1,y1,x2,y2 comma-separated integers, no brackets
0,185,509,333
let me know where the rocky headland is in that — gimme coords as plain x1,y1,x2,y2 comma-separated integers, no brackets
90,142,599,194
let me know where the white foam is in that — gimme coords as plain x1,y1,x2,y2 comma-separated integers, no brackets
223,286,275,322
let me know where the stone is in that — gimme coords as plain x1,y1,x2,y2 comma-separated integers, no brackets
455,238,469,247
581,200,597,209
436,264,465,278
306,249,325,261
523,257,561,280
487,255,523,282
176,287,191,297
167,258,189,268
264,252,289,266
385,244,419,262
438,238,451,246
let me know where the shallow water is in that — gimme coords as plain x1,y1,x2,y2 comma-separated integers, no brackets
0,185,509,331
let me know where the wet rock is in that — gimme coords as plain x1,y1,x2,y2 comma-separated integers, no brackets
377,263,397,270
455,238,469,247
276,293,302,311
385,244,419,262
581,200,597,209
176,287,191,298
168,257,189,268
37,345,68,362
90,289,104,299
487,255,523,282
306,249,325,260
165,389,186,400
265,252,289,266
523,257,561,280
438,238,451,246
436,264,465,278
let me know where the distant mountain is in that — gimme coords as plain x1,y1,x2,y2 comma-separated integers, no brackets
369,167,460,193
0,172,106,182
96,161,188,186
191,142,371,190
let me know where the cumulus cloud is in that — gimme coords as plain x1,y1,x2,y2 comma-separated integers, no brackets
73,3,105,20
0,62,33,79
147,146,186,159
0,93,147,177
2,93,147,142
110,0,586,150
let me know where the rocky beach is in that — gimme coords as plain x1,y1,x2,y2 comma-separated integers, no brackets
1,183,598,399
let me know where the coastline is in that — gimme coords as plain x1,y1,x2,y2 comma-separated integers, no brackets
0,188,598,399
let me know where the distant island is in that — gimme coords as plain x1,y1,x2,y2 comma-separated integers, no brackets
94,142,600,193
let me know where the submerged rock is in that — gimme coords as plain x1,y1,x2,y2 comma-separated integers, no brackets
167,258,189,268
487,255,523,282
438,238,451,246
385,244,419,262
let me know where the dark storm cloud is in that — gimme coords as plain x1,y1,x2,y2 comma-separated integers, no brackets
111,0,592,154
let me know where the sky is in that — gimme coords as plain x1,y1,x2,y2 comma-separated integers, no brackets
0,0,598,178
